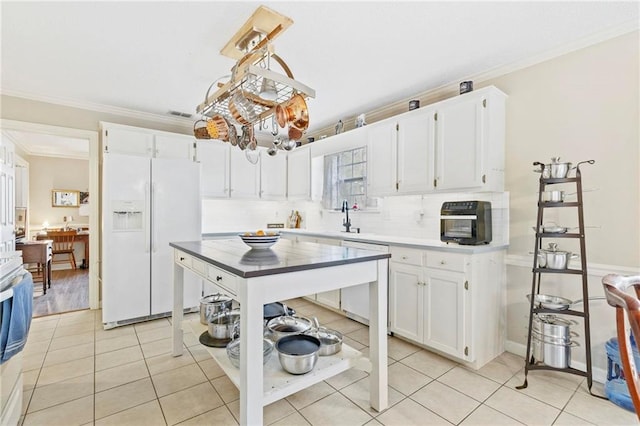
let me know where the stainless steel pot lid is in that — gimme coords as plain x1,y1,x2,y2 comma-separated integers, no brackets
263,302,295,321
540,242,571,254
201,293,233,304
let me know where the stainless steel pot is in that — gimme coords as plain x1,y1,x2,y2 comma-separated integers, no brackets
544,157,573,178
200,293,233,325
275,334,321,375
266,315,312,342
542,337,578,368
538,243,578,269
538,315,577,341
306,317,343,356
207,309,240,340
541,190,565,202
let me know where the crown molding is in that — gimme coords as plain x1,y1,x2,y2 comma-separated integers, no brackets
308,20,639,139
0,89,194,129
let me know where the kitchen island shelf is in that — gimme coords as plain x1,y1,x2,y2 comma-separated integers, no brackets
186,319,369,406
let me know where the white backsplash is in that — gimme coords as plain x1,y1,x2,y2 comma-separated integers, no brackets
202,192,509,245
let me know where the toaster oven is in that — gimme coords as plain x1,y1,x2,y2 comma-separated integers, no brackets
440,201,492,245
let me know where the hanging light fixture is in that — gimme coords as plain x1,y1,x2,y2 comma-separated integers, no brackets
195,6,315,161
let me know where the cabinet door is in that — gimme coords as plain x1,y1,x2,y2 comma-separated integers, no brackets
397,108,435,193
367,119,398,196
230,148,260,198
196,141,229,198
104,127,153,157
154,134,194,160
389,262,423,342
434,98,484,190
423,268,468,359
287,148,310,200
260,149,287,200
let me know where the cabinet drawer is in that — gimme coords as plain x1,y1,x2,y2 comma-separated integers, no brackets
390,247,424,266
175,251,192,269
207,265,238,296
426,252,466,272
191,257,206,276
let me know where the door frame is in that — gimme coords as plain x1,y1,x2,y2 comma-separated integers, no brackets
1,119,100,310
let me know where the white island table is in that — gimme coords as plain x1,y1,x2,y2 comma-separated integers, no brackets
170,238,390,425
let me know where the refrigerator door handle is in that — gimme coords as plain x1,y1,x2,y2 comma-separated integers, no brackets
144,182,150,253
152,182,157,253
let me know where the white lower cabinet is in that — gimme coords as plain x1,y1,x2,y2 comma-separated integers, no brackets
389,246,504,368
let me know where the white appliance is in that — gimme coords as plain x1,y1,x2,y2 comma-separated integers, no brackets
102,153,201,326
340,240,390,324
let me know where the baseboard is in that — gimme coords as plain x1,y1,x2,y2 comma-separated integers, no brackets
506,339,606,384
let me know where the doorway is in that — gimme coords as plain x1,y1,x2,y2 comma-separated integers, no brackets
1,119,99,314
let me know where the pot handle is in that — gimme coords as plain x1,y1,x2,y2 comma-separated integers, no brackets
575,160,595,171
282,302,290,317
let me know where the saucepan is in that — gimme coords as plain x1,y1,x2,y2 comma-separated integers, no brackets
275,334,321,374
265,306,313,342
537,243,578,269
533,159,595,179
207,308,240,340
305,317,343,356
533,157,574,179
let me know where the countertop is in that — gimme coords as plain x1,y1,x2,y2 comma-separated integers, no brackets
202,229,509,254
170,238,390,278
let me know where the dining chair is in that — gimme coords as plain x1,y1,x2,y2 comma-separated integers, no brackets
48,230,77,270
602,274,640,419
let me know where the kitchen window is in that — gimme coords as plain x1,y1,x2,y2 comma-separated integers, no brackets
322,146,376,210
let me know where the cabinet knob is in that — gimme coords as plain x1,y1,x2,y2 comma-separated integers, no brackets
440,260,446,265
216,276,223,281
179,257,185,261
402,256,408,260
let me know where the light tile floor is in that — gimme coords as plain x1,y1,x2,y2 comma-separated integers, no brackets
17,298,637,426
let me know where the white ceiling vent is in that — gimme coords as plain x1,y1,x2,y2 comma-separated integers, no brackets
168,110,193,118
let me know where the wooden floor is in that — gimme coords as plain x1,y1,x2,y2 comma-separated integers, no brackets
32,268,89,317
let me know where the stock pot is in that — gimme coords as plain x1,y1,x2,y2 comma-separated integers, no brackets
537,243,578,269
200,293,233,325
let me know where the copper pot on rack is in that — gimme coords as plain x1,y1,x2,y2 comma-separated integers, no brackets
276,94,309,131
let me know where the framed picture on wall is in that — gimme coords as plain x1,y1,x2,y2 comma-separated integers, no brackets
52,189,79,207
80,191,89,205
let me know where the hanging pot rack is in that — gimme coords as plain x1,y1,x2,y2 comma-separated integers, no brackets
195,5,315,157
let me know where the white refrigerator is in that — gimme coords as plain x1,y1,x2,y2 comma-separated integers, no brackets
102,153,201,326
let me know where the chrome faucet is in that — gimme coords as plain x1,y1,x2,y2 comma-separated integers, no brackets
341,200,351,233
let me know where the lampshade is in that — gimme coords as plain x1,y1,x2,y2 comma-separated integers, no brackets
78,203,90,217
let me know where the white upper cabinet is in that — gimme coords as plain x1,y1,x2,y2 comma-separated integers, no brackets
196,140,230,199
367,86,506,195
397,107,436,193
260,149,287,200
154,134,195,160
367,119,398,196
102,122,195,160
368,107,435,196
434,87,506,192
287,148,311,200
230,148,260,199
103,126,153,156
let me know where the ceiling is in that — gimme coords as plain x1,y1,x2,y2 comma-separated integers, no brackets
1,1,638,156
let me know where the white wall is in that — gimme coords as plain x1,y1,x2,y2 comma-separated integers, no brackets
28,156,89,228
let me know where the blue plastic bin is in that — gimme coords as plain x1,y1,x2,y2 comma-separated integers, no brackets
605,336,640,412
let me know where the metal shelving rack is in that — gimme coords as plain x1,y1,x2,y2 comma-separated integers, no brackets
518,160,596,393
